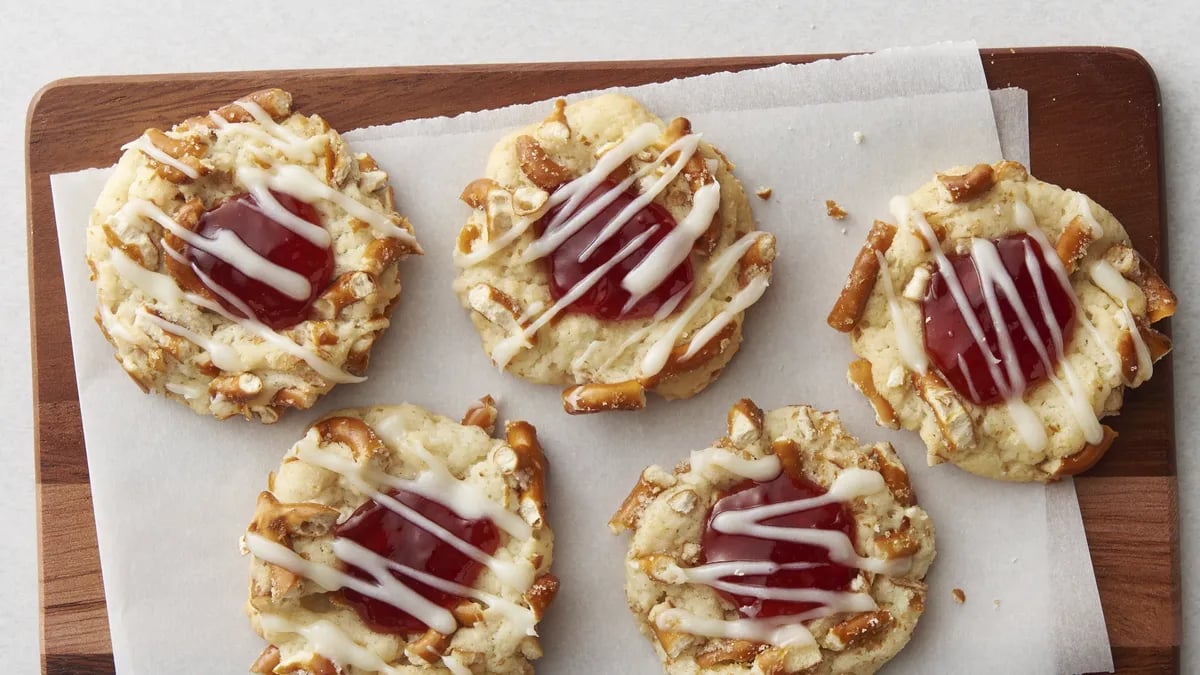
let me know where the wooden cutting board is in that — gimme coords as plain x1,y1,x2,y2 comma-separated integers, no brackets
26,48,1177,674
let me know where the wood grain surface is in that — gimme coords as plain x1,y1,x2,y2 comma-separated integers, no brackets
26,48,1176,674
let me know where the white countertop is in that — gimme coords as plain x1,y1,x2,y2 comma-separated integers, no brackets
4,1,1196,671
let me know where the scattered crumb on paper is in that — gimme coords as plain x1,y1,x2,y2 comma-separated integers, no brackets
853,131,865,144
952,588,966,604
826,199,848,219
755,186,773,200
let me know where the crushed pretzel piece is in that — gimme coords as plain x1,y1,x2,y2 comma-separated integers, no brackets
1046,425,1117,479
406,629,450,664
524,573,559,618
1055,216,1095,273
828,220,897,332
870,446,915,507
461,395,498,434
825,610,894,650
696,639,763,667
459,178,501,209
563,380,646,414
938,163,995,202
952,588,967,604
249,645,281,674
873,517,920,559
848,359,899,428
504,420,549,529
825,199,848,220
755,186,773,200
737,232,777,288
313,416,388,461
516,135,571,190
609,467,675,533
911,370,975,455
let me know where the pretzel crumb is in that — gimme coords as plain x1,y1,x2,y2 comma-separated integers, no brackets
952,588,966,604
755,186,773,200
826,199,848,220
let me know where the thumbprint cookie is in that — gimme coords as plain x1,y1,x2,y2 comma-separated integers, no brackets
453,94,776,414
829,161,1176,481
243,398,556,674
610,399,934,674
87,89,420,422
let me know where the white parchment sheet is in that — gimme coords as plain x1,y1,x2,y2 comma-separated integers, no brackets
50,44,1111,674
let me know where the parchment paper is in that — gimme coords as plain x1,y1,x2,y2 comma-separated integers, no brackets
50,43,1112,674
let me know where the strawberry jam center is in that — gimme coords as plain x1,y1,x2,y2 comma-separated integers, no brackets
537,180,693,320
333,489,499,635
188,191,332,330
701,473,856,618
922,233,1075,406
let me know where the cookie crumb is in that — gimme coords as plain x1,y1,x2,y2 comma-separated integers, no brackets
993,599,1002,610
826,199,848,220
755,187,773,200
853,131,864,144
952,588,966,604
840,227,847,235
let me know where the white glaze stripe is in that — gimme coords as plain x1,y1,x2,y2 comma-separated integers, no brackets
122,136,199,179
335,538,537,637
640,232,764,376
119,199,312,301
245,533,457,635
490,226,660,369
237,165,416,246
110,249,362,383
873,249,927,373
574,134,704,262
680,271,768,361
258,614,400,674
239,174,332,247
136,308,244,371
710,469,909,575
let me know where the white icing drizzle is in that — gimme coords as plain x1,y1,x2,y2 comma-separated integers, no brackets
681,274,768,360
621,179,721,298
656,607,835,648
110,249,362,383
441,654,471,675
592,286,691,373
1089,260,1153,384
688,446,782,482
710,469,910,575
873,249,928,373
122,135,199,179
641,232,765,377
236,164,416,246
258,613,401,674
98,305,136,343
136,307,244,371
120,199,312,300
292,441,532,583
164,381,207,400
490,226,660,368
1014,200,1120,372
1071,191,1105,237
245,533,457,635
238,171,332,247
335,538,537,637
209,102,319,162
672,560,874,606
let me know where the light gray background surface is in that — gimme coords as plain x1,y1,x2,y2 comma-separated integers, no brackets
3,2,1196,672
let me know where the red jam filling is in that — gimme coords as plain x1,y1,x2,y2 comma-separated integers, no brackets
333,489,499,635
188,191,332,330
700,473,856,618
922,233,1075,406
536,180,693,320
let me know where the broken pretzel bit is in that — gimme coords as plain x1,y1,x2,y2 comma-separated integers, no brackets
825,199,848,220
755,186,773,200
